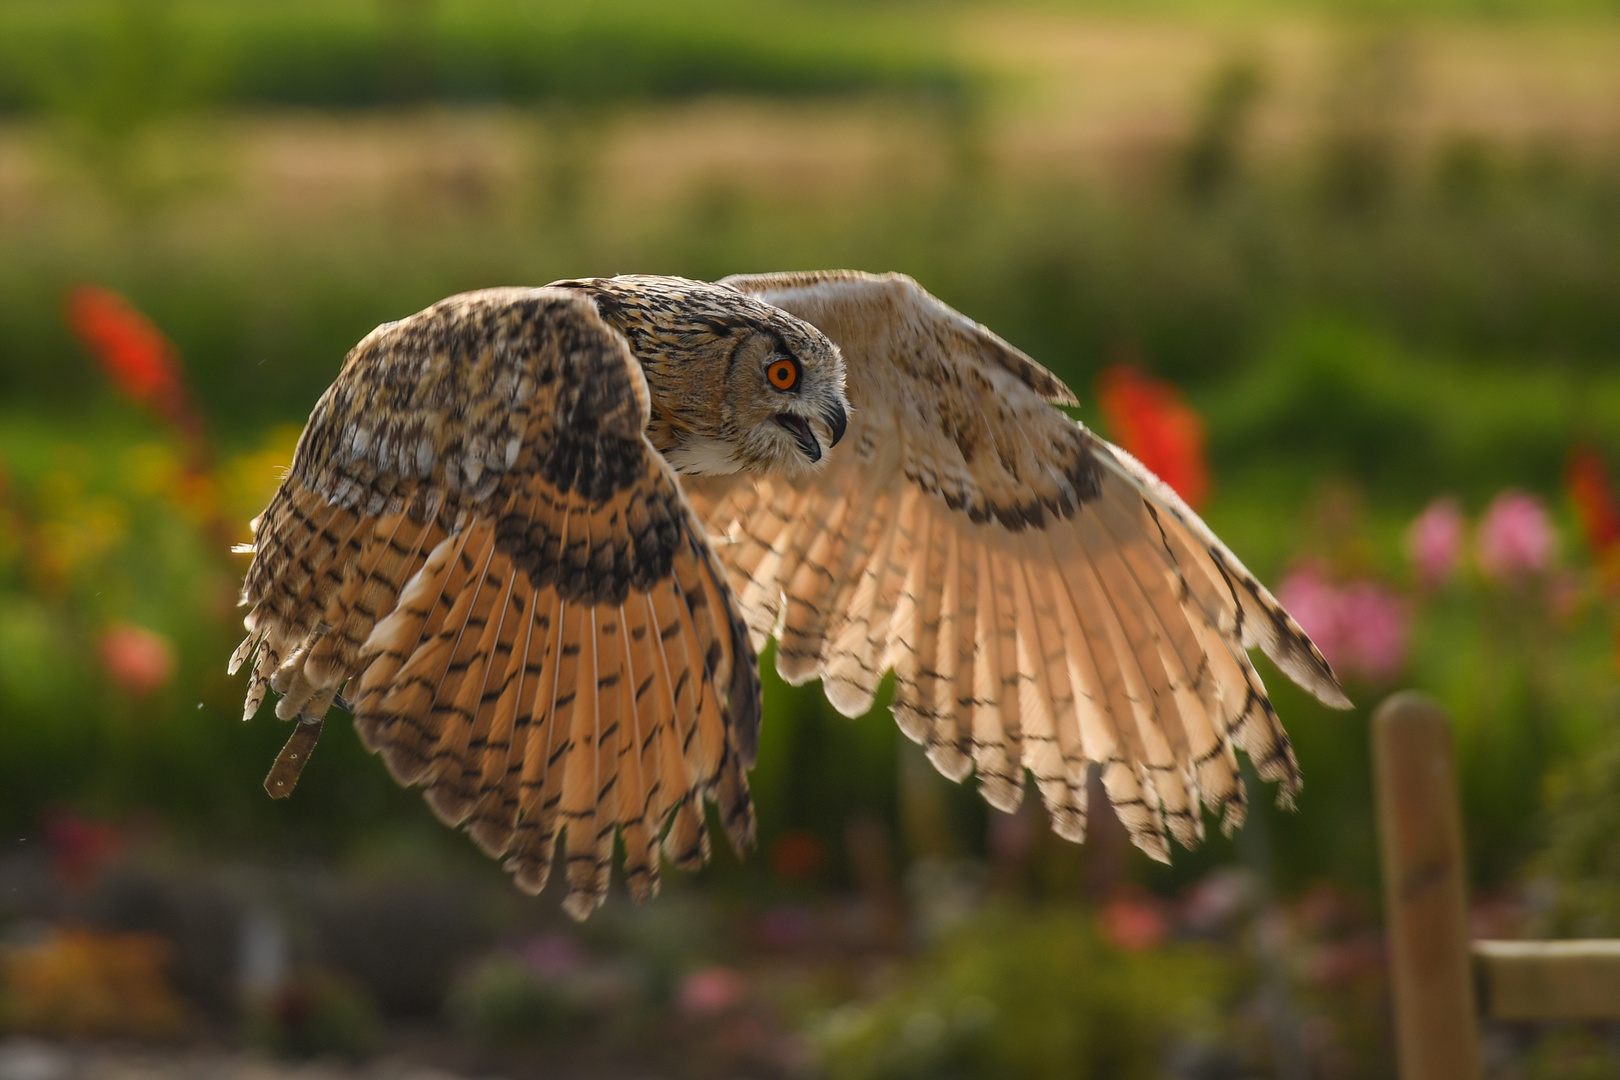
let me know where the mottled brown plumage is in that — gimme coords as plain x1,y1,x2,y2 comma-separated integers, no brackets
234,271,1349,918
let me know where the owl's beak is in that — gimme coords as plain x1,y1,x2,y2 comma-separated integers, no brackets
822,401,848,448
772,413,821,463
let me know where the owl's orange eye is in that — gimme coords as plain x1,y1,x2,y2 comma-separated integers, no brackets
767,358,799,391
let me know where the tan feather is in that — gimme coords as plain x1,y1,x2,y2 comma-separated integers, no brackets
887,499,942,748
824,486,917,716
617,600,663,903
935,524,978,783
463,581,547,856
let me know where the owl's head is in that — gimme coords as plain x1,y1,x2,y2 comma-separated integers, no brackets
561,275,849,477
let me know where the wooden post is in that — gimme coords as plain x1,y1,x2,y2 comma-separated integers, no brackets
1373,692,1481,1080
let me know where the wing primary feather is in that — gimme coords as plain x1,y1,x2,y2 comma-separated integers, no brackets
618,602,660,903
374,524,500,786
645,589,708,870
889,500,942,748
923,524,972,781
1006,538,1085,842
1041,531,1169,862
506,597,575,895
425,556,519,826
355,524,477,739
465,461,554,855
776,488,870,684
1076,508,1203,848
971,540,1023,813
465,581,544,856
559,606,611,921
1069,518,1192,852
303,509,414,690
1089,495,1238,833
824,487,913,717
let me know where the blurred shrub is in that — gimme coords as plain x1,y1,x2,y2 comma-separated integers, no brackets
0,925,188,1039
0,0,969,116
1516,1026,1620,1080
1178,54,1265,202
1533,726,1620,939
811,905,1236,1080
447,953,600,1044
243,969,383,1060
446,934,644,1046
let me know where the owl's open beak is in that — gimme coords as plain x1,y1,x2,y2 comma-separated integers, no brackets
822,402,848,448
772,413,821,463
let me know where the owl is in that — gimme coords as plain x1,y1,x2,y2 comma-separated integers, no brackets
232,271,1350,919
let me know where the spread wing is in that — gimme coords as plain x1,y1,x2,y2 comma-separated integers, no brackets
687,270,1351,862
232,288,759,919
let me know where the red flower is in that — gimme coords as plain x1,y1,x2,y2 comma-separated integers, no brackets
1567,449,1620,671
66,286,187,425
1098,894,1169,952
43,810,123,892
1096,365,1209,510
1567,447,1620,561
769,829,825,881
98,623,175,698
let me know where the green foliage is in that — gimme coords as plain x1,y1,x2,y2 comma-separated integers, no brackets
243,970,384,1060
0,0,969,117
1534,724,1620,938
813,906,1236,1080
446,954,598,1044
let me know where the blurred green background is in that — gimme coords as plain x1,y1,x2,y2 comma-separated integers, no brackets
3,1,1620,1076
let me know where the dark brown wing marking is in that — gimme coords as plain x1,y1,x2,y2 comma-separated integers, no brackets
690,270,1350,864
233,288,759,918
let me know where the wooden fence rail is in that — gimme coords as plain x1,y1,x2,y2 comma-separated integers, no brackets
1372,692,1620,1080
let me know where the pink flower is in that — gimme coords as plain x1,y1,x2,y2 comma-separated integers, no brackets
518,933,586,979
98,624,175,697
1407,497,1465,588
1276,564,1409,683
1336,582,1410,682
679,967,748,1015
1477,490,1555,581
